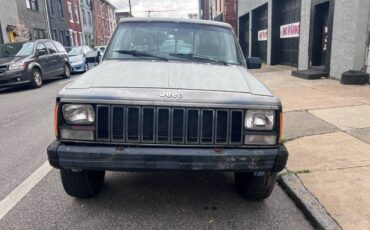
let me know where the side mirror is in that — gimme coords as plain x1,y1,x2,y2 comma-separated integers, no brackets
246,57,262,69
36,49,47,57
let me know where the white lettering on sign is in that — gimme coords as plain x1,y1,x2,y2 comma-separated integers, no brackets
280,22,300,38
258,29,268,41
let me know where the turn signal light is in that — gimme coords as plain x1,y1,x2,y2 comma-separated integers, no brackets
54,103,59,138
279,112,283,143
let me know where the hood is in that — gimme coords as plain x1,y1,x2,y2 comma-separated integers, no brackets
68,54,84,63
67,60,273,96
0,56,27,66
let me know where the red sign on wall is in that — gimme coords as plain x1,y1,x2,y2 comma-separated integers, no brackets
280,22,300,39
258,29,268,41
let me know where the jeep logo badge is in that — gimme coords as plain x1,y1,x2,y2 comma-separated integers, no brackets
159,91,183,99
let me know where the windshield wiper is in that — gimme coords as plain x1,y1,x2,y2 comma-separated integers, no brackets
169,53,229,66
114,50,168,61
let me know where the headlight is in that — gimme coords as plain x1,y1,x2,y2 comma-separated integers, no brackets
8,62,25,71
245,110,275,130
62,104,95,124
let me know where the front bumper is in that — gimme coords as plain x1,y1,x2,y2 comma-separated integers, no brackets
70,62,86,72
47,141,288,172
0,70,31,88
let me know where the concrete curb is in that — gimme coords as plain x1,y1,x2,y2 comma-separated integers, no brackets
278,173,342,230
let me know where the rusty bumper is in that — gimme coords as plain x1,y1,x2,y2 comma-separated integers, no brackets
47,140,288,172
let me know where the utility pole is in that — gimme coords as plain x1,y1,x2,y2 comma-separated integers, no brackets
128,0,132,17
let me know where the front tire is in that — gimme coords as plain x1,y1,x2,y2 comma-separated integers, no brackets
63,64,71,79
60,169,105,198
234,171,277,200
30,68,43,88
83,63,89,72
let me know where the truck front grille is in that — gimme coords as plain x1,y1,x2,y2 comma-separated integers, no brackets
96,105,244,146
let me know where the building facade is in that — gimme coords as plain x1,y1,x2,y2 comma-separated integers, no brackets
0,0,20,43
199,0,238,32
238,0,370,80
46,0,69,45
107,1,116,37
79,0,94,46
16,0,49,41
65,0,83,46
92,0,116,46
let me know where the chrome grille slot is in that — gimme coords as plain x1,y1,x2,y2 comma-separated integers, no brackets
157,108,170,143
230,110,243,144
142,108,155,142
216,110,228,144
172,109,185,143
201,110,214,144
127,107,140,141
187,109,199,143
112,106,124,141
96,106,110,141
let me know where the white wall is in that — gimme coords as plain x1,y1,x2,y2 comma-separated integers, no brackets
330,0,370,79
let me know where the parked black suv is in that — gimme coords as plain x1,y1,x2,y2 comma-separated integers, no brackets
0,39,71,89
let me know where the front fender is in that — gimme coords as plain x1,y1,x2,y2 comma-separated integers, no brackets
27,62,43,74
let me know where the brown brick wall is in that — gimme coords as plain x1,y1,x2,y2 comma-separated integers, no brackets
224,0,237,33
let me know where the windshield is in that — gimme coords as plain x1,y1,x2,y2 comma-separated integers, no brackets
105,22,243,65
0,42,35,57
67,47,83,56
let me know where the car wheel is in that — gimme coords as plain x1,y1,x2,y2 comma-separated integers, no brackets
234,171,277,200
63,64,71,79
30,68,43,88
60,169,105,198
84,63,89,72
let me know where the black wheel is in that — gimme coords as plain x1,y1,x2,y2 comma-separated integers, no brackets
30,68,43,88
84,63,89,72
60,169,105,198
234,171,277,200
63,63,71,79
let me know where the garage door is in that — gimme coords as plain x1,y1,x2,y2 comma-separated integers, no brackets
252,4,268,63
278,0,301,66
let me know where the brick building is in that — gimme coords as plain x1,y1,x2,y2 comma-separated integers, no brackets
65,0,83,46
92,0,116,46
199,0,238,33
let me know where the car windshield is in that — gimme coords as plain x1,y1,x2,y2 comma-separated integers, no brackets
0,42,35,57
67,47,83,56
105,21,243,65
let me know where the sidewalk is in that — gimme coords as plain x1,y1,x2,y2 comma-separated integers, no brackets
252,66,370,230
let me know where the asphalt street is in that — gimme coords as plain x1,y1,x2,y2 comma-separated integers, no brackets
0,73,314,229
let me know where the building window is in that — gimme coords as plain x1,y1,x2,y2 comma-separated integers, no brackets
80,33,83,45
60,30,64,44
52,29,57,40
58,0,64,18
33,28,45,39
47,0,54,15
75,6,80,23
88,11,92,26
82,9,87,25
67,2,73,22
26,0,39,11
